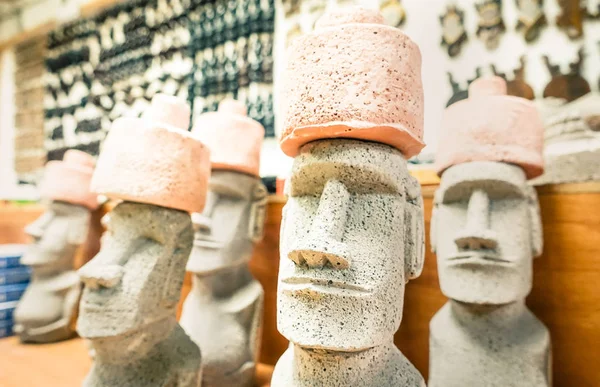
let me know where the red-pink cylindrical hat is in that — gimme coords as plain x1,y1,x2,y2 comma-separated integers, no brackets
279,6,425,159
91,94,211,213
435,76,544,179
192,99,264,177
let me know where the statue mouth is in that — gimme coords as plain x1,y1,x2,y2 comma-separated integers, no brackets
280,277,371,295
446,253,513,266
193,238,224,249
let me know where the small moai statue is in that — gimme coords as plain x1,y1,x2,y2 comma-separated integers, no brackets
272,7,427,387
532,92,600,185
76,94,209,387
13,150,98,343
430,76,551,387
180,99,267,387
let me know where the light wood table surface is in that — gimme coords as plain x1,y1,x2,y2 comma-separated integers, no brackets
0,336,273,386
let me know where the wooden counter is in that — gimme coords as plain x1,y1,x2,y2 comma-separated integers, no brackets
0,336,274,386
2,183,599,386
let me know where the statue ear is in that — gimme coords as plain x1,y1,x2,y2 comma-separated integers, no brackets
528,189,543,257
430,192,440,253
162,221,193,308
248,183,268,242
67,211,91,245
404,187,425,282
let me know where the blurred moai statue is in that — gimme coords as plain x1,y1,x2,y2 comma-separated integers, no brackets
543,49,591,102
13,150,98,343
77,94,209,387
532,92,600,185
180,100,267,387
430,77,551,387
272,7,426,386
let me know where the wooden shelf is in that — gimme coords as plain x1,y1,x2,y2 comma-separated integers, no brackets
0,336,273,386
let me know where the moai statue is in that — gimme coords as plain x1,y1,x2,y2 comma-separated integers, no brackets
180,99,267,387
77,94,208,387
430,76,551,387
532,93,600,185
272,7,426,387
13,150,98,343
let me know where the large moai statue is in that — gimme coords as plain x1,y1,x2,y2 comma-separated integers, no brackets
271,7,427,387
76,95,208,387
429,77,551,387
180,99,267,387
13,150,98,343
532,92,600,185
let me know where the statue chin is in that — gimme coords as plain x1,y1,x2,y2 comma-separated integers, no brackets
186,247,251,274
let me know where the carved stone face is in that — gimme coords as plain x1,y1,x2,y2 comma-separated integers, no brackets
21,201,90,268
77,202,193,338
187,170,267,274
432,161,543,305
278,140,424,350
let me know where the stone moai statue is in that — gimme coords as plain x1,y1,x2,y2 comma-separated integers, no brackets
76,94,209,387
532,93,600,185
271,7,427,387
13,150,98,343
430,76,551,387
180,99,267,387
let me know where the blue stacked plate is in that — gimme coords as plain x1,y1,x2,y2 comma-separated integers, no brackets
0,245,30,338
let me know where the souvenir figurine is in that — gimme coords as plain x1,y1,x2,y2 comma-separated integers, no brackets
543,48,590,102
440,4,468,58
430,77,550,387
446,68,481,107
77,95,207,387
272,7,426,386
516,0,547,42
476,0,505,50
491,56,535,99
181,100,267,387
380,0,406,28
556,0,586,39
532,93,600,185
13,150,98,343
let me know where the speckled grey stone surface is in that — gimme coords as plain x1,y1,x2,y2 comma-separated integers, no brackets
273,139,425,387
429,161,551,387
180,171,266,387
532,93,600,185
13,201,89,343
77,202,201,387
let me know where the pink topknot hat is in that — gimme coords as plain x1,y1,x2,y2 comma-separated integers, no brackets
39,150,98,210
279,6,425,158
91,94,211,213
192,99,264,177
435,76,545,179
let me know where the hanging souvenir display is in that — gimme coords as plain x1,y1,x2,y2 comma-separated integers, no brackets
556,0,586,39
440,4,467,58
475,0,505,50
44,18,104,161
491,56,535,99
543,48,591,102
515,0,547,42
379,0,406,28
282,0,301,18
446,68,482,107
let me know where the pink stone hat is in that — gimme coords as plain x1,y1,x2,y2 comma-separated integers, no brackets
435,76,545,179
192,99,264,177
39,150,99,210
279,6,425,158
91,94,211,213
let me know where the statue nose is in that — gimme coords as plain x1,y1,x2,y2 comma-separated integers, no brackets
287,179,351,269
78,264,124,290
454,189,498,251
